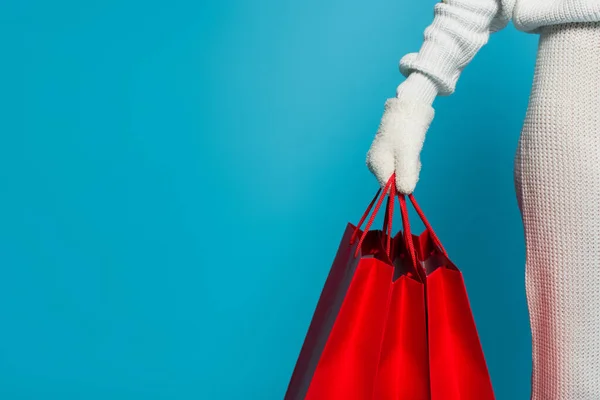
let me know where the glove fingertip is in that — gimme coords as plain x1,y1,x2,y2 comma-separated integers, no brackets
366,150,395,189
396,176,417,195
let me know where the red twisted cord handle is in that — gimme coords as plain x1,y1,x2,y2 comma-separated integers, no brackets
381,185,395,257
385,183,396,256
349,177,445,264
350,188,382,245
407,194,447,257
398,194,418,269
399,192,449,269
351,175,395,258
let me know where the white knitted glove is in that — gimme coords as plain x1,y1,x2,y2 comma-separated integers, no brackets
366,73,438,194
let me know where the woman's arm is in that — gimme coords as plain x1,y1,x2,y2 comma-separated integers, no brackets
397,0,515,103
367,0,515,193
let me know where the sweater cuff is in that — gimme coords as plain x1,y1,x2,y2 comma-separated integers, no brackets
395,72,439,105
399,43,459,96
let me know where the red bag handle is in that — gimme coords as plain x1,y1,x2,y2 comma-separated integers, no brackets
407,194,447,256
398,193,448,268
350,175,396,258
380,183,396,257
384,185,395,257
350,188,382,244
399,194,418,269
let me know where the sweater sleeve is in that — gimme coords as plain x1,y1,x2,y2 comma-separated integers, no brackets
397,0,516,100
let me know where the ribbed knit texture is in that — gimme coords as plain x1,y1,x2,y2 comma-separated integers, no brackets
514,21,600,399
375,1,600,195
395,0,600,100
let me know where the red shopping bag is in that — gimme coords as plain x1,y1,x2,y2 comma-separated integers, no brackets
372,194,430,400
399,194,495,400
285,178,400,400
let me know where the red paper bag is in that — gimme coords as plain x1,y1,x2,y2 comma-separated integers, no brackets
285,179,397,400
372,195,430,400
399,194,495,400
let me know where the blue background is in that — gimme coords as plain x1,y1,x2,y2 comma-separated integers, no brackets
0,0,539,398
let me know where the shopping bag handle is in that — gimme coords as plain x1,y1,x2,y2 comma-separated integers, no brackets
350,175,396,259
407,194,447,256
398,193,448,269
350,188,382,243
382,187,395,258
399,194,419,269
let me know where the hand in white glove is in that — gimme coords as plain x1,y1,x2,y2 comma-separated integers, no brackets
366,73,438,194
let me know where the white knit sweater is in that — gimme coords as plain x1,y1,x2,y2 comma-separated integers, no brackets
397,0,600,103
367,0,600,193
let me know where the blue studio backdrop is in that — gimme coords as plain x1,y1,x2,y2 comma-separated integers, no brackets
1,1,538,399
